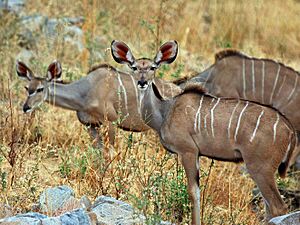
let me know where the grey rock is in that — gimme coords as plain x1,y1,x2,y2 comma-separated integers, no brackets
18,15,85,54
16,49,35,64
268,211,300,225
92,196,145,225
0,209,93,225
0,212,47,225
0,203,13,219
39,185,75,213
0,0,26,14
80,196,92,211
58,208,92,225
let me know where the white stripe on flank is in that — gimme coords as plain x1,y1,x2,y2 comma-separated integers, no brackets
262,61,265,104
242,59,247,99
117,72,128,113
228,101,240,139
283,139,292,162
250,109,264,142
130,75,140,115
269,64,281,104
287,74,298,101
204,113,209,134
234,101,249,142
194,96,204,133
252,60,255,96
210,98,220,138
275,75,286,98
273,113,280,143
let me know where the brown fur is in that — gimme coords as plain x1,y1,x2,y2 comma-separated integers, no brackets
182,83,208,95
87,63,117,74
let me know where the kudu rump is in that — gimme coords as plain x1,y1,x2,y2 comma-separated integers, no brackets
16,60,151,148
176,50,300,165
111,40,296,224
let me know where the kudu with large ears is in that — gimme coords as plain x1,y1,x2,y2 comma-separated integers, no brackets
16,60,62,112
111,40,178,89
16,60,154,149
111,41,296,224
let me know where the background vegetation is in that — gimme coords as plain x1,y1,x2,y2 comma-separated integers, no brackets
0,0,299,224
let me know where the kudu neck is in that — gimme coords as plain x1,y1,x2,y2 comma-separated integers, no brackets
140,80,175,132
46,80,88,111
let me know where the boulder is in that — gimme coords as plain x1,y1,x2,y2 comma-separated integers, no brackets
0,209,95,225
39,185,75,214
0,0,26,14
91,196,145,225
0,212,47,225
268,211,300,225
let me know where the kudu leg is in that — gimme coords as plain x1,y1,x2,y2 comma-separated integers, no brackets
290,132,300,168
181,153,201,225
246,166,287,221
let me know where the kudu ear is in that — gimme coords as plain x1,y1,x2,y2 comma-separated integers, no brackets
16,60,34,81
47,60,62,81
111,40,136,66
153,40,178,67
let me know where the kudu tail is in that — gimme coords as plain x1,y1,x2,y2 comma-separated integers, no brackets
278,130,297,178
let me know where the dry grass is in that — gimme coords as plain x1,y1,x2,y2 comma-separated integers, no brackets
1,0,300,224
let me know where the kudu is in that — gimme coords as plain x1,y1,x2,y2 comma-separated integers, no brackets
111,40,296,224
16,60,151,148
175,50,300,166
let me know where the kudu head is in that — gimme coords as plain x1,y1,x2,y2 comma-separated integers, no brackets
16,60,62,113
111,40,178,90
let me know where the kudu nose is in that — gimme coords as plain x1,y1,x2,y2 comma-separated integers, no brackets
138,80,148,89
23,104,31,113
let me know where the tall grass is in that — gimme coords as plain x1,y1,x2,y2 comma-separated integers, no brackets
0,0,299,224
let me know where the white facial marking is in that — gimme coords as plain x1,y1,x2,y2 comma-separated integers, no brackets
250,109,264,142
234,101,249,142
228,101,240,139
269,64,281,104
210,98,220,138
273,113,280,143
28,92,36,97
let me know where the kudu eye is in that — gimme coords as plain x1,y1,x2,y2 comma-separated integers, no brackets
36,87,44,93
24,86,28,91
150,66,157,71
131,66,137,71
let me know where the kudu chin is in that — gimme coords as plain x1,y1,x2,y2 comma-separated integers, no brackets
111,40,296,224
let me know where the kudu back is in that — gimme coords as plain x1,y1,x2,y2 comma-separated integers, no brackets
176,50,300,165
111,40,296,224
16,60,150,148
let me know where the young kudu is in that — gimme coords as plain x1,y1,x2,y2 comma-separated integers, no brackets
111,40,296,224
175,50,300,166
16,60,151,148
